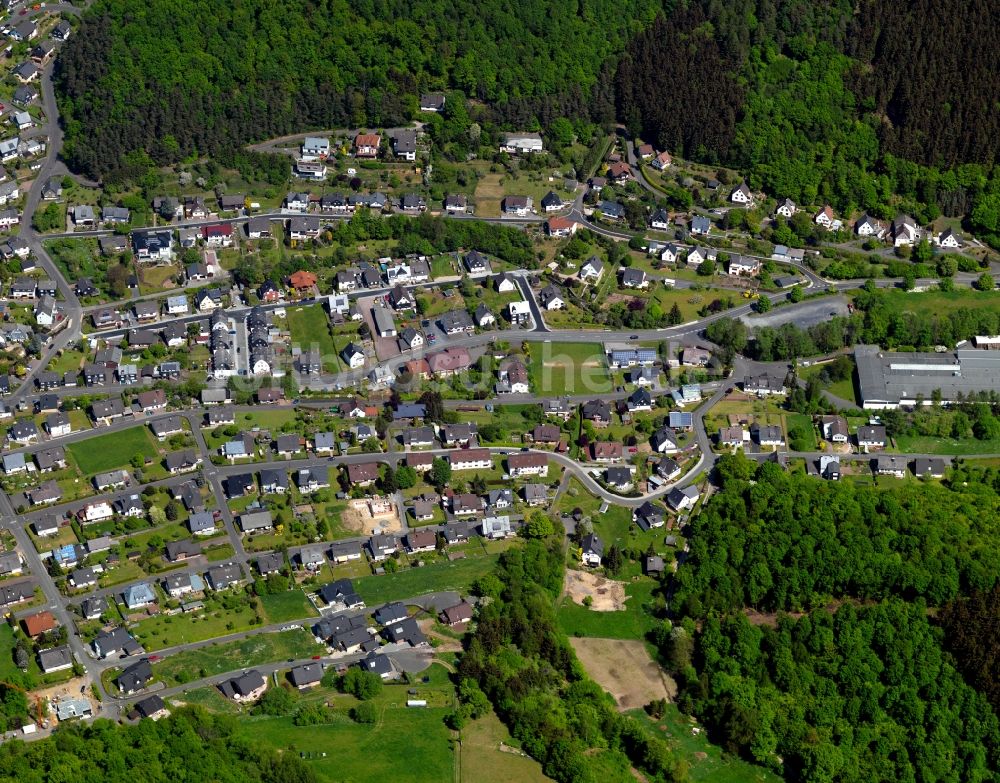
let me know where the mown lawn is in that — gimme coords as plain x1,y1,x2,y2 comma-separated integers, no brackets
894,434,1000,456
67,426,158,475
285,303,340,372
259,590,318,623
527,341,611,395
354,550,501,605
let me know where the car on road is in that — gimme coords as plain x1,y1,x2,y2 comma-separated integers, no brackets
629,334,638,339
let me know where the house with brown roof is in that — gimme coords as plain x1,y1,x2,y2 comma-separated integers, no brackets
405,529,437,553
289,270,317,291
137,389,167,413
23,610,56,638
532,424,561,443
507,452,548,478
406,453,435,471
428,348,472,377
439,601,473,627
590,441,623,462
347,462,380,487
354,133,381,158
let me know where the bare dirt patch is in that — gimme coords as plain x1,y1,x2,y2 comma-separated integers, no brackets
570,637,676,711
37,675,95,725
563,569,626,611
341,497,402,535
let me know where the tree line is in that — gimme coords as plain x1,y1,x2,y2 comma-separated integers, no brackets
0,707,316,782
662,460,1000,781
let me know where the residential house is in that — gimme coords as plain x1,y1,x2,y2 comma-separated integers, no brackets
604,466,634,490
651,426,680,454
219,670,267,703
545,216,577,237
239,511,274,534
581,400,612,427
743,374,786,396
751,423,784,447
874,455,906,478
598,200,624,221
580,533,603,567
500,132,544,154
579,256,604,282
821,415,849,443
451,493,483,516
727,255,761,276
449,448,492,471
730,181,753,204
913,457,946,479
776,198,796,218
507,452,548,477
857,424,887,450
420,93,446,112
667,485,700,511
347,462,379,487
718,426,746,448
353,133,381,157
501,195,532,216
481,516,513,539
538,284,564,310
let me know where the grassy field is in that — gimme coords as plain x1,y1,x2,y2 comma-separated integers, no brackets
461,711,552,782
628,707,782,783
527,341,611,395
132,601,261,649
894,434,1000,456
354,550,501,605
473,172,559,218
173,685,241,714
152,629,324,686
67,426,158,475
868,287,1000,321
556,580,659,640
235,682,455,783
259,590,317,623
285,303,341,372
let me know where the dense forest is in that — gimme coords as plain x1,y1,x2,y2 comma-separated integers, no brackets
663,461,1000,781
55,0,1000,238
939,585,1000,712
616,0,1000,236
679,602,1000,781
54,0,656,181
0,708,315,782
672,457,1000,616
459,540,687,782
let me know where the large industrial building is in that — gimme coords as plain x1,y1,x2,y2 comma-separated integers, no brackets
854,344,1000,409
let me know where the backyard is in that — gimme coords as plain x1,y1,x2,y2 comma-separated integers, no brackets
284,303,343,373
